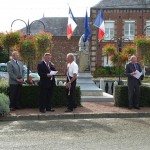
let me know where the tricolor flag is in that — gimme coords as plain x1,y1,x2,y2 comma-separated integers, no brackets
93,10,105,41
67,7,77,39
84,10,90,42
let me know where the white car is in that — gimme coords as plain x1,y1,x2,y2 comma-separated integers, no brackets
0,63,40,82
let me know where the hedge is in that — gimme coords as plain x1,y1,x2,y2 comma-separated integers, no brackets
114,85,150,107
0,84,81,108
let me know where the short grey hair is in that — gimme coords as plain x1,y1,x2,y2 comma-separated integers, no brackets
44,53,51,57
67,53,74,61
130,55,137,61
12,51,19,57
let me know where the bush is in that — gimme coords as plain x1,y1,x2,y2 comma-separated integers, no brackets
0,93,10,116
114,85,150,107
0,82,81,108
0,79,9,95
140,85,150,106
114,85,128,107
93,66,125,78
20,85,81,108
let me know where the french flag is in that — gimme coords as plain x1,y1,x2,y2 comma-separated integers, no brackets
93,10,105,41
67,7,77,39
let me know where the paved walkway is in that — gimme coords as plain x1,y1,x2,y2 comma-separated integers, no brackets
1,102,150,121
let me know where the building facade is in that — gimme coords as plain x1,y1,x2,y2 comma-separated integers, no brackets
90,0,150,72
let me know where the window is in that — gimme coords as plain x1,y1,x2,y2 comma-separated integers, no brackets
104,21,115,40
146,21,150,36
103,55,113,67
124,21,135,40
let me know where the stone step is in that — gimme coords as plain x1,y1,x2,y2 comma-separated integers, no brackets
77,83,102,90
77,78,94,84
77,72,93,78
81,92,114,102
81,91,103,96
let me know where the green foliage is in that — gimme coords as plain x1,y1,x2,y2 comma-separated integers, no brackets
93,66,125,78
0,50,8,63
2,31,21,49
140,85,150,106
0,93,10,116
134,36,150,65
0,79,9,95
114,85,128,107
103,44,117,55
20,85,81,108
0,81,81,108
103,44,136,66
35,31,53,53
19,35,36,61
114,85,150,107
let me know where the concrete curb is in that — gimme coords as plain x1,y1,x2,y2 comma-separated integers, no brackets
1,112,150,121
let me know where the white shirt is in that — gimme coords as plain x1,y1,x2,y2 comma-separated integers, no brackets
67,61,78,77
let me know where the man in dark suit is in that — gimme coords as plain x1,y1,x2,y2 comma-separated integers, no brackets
37,53,56,113
7,51,25,111
126,55,143,110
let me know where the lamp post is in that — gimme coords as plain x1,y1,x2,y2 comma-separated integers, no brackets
11,19,45,82
111,37,131,85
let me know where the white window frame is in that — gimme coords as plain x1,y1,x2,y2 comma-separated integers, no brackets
104,21,115,41
124,20,135,41
145,21,150,36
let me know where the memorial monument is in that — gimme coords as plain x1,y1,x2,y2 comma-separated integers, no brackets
78,34,90,72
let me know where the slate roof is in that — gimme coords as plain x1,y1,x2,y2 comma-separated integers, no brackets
21,17,85,36
92,0,150,9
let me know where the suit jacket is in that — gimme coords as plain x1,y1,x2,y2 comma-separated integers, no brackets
7,60,25,85
37,61,56,88
126,62,142,85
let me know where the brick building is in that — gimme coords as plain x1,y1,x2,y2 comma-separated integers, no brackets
90,0,150,72
21,17,85,74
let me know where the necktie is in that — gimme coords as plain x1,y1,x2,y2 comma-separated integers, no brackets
133,64,136,71
46,63,51,72
16,61,21,77
16,61,20,71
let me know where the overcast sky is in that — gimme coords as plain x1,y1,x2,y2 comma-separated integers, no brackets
0,0,100,32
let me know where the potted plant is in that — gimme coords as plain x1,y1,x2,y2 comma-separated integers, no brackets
19,35,37,61
2,31,22,49
103,44,117,56
35,31,53,56
123,44,136,56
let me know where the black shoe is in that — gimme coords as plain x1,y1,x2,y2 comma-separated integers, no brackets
73,105,77,109
10,107,16,111
46,108,55,112
40,109,46,113
128,106,133,110
134,107,140,110
15,106,21,109
65,109,73,112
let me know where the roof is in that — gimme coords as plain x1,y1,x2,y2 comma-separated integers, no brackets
21,17,85,36
92,0,150,9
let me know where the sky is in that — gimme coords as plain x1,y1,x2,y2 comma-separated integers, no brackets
0,0,100,32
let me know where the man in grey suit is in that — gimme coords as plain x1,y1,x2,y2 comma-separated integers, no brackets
7,51,25,111
126,55,143,110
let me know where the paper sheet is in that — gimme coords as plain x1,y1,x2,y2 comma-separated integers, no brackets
50,71,58,75
133,70,142,79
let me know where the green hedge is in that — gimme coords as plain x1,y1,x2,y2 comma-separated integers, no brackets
0,84,81,108
93,66,125,78
115,85,150,107
0,93,10,116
